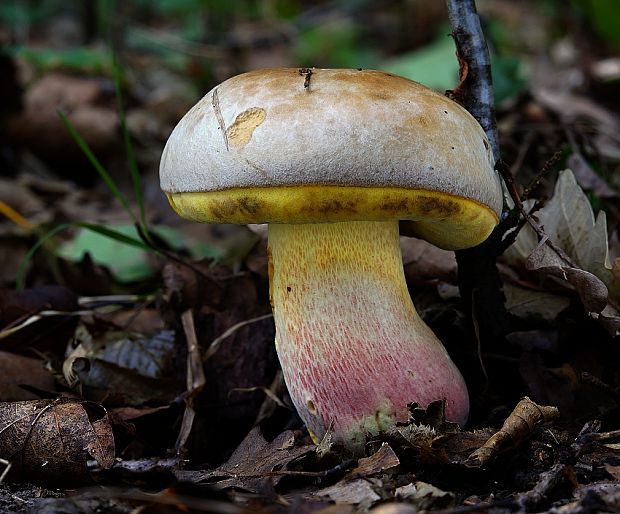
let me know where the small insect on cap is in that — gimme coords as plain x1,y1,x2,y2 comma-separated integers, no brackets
160,68,502,250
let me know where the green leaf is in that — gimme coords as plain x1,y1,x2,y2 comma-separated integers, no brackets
382,34,526,103
382,35,459,93
58,224,156,283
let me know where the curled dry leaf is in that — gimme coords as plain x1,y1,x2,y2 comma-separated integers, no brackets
349,443,400,478
64,324,177,384
0,398,114,484
465,397,559,468
392,481,454,511
63,323,183,406
526,238,608,313
67,357,182,406
506,169,618,318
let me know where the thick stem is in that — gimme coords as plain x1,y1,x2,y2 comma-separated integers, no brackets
268,220,469,450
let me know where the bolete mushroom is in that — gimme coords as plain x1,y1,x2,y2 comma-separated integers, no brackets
160,68,502,451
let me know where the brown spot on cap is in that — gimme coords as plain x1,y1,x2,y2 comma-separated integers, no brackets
226,107,267,148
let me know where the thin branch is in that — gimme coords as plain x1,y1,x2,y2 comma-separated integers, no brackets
446,0,498,161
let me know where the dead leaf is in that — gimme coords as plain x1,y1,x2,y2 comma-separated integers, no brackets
0,285,78,328
465,397,559,468
0,398,114,484
0,351,55,401
400,236,457,283
605,464,620,481
525,240,609,313
0,285,80,359
506,169,618,314
63,324,177,385
504,284,570,322
393,481,454,510
177,427,314,492
433,429,496,465
349,443,400,478
317,477,382,505
67,357,183,406
408,400,461,434
568,153,618,199
6,73,118,176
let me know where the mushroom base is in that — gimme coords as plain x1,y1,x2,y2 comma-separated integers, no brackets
268,220,469,451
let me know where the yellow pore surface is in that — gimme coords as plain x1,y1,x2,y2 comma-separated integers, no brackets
166,185,499,250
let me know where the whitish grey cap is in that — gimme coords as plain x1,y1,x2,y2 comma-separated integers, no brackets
160,68,503,249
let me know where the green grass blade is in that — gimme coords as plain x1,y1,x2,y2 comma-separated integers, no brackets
58,111,137,224
112,55,146,227
76,222,153,251
16,221,157,290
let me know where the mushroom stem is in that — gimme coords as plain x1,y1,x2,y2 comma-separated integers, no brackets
268,220,469,450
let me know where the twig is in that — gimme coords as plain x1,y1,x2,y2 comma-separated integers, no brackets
515,421,601,511
203,313,273,361
495,160,576,268
581,372,620,400
176,309,206,458
0,458,12,484
446,0,513,344
446,0,498,160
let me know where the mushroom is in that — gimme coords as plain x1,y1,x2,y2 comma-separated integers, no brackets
160,68,503,452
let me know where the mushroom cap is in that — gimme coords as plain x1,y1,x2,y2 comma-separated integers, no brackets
160,68,503,249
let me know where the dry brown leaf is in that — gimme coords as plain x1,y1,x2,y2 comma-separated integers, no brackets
63,324,177,385
465,397,559,468
605,464,620,481
400,236,457,283
67,357,183,406
568,153,618,199
504,284,570,323
0,351,55,401
0,398,114,484
525,240,608,313
349,443,400,478
506,169,619,319
433,429,495,465
177,427,314,492
392,481,454,511
317,477,383,505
